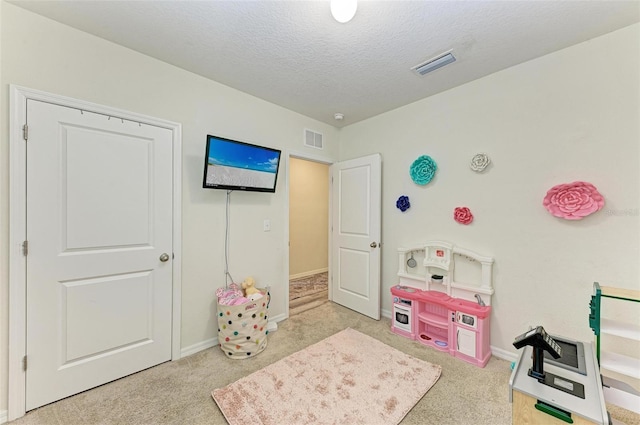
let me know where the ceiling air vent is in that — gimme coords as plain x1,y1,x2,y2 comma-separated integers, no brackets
412,51,456,76
304,129,323,149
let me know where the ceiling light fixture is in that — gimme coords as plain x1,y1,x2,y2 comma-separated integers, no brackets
334,112,344,120
330,0,357,23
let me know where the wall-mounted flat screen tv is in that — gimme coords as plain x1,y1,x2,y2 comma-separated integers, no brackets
202,134,282,193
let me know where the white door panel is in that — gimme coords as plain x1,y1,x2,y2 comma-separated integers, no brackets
63,271,154,361
338,248,370,297
63,126,152,249
338,166,370,235
26,100,173,410
331,154,381,320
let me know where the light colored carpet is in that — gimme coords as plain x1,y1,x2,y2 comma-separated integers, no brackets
212,328,441,425
7,301,640,425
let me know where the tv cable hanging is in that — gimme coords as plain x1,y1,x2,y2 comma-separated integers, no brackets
224,190,235,287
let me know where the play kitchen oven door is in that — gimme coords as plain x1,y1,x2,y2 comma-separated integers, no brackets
393,298,412,333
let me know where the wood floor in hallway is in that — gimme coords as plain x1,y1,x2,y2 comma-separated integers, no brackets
289,272,328,315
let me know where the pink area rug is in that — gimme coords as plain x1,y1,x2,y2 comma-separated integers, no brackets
212,328,441,425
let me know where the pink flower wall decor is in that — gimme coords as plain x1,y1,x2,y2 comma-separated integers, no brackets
542,181,604,220
454,207,474,225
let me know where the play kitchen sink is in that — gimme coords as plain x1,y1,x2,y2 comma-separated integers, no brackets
450,298,491,316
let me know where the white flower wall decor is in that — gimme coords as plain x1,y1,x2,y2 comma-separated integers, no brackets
470,153,491,173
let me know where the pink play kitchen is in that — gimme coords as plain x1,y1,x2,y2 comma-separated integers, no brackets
391,241,495,367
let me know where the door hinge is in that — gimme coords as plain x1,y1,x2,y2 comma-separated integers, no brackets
23,124,28,141
23,355,27,371
22,240,29,256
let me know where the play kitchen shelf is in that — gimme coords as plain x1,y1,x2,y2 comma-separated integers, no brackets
589,282,640,413
416,291,450,351
391,241,494,367
397,241,494,304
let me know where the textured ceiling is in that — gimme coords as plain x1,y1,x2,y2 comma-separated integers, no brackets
10,0,640,127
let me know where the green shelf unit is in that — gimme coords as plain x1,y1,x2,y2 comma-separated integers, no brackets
590,282,640,363
589,283,602,359
588,282,640,413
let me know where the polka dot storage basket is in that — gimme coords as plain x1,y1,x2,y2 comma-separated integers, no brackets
217,290,270,359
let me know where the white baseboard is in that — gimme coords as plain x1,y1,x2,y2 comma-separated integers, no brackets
490,346,518,363
181,310,519,369
180,318,284,358
1,409,7,424
269,312,286,322
180,337,218,358
289,268,328,280
603,378,640,414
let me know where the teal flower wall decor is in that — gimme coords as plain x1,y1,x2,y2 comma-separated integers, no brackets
410,155,437,185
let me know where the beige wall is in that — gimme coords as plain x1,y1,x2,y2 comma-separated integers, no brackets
339,23,640,354
0,3,339,413
289,158,329,278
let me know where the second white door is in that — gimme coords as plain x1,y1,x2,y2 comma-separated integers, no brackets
330,154,382,320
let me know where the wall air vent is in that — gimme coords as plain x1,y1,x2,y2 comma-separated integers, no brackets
412,51,456,76
304,129,323,149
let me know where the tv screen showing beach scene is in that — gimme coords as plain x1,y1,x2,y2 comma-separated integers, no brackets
203,135,282,192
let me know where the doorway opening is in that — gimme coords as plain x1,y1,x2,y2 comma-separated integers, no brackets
288,157,330,315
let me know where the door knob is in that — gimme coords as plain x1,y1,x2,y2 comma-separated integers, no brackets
370,242,377,248
159,253,170,262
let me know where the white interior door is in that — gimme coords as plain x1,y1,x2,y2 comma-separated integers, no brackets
330,154,381,320
25,99,173,410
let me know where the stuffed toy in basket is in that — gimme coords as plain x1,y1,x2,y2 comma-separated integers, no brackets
216,278,270,359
